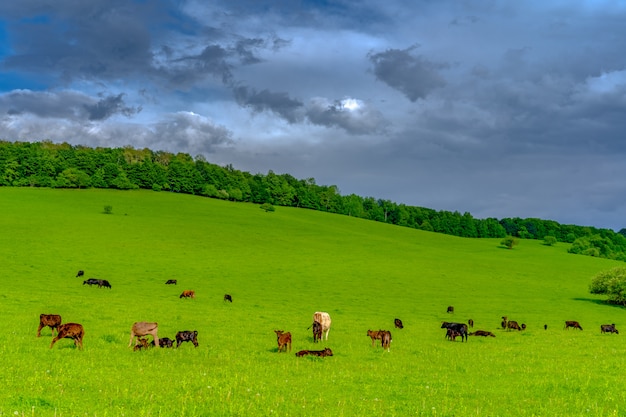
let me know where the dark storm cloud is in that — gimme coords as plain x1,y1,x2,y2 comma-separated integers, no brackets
233,85,304,123
85,94,142,121
305,98,387,135
368,45,449,102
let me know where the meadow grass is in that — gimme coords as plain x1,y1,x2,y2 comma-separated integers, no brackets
0,187,625,416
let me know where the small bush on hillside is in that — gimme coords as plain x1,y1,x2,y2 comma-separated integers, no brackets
103,205,113,215
543,236,557,246
501,236,518,249
260,203,275,212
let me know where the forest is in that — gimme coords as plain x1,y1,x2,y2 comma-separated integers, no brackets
1,140,625,261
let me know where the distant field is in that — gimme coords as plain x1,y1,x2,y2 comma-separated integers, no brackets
0,187,624,416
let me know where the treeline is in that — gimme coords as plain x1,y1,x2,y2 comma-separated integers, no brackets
1,140,625,261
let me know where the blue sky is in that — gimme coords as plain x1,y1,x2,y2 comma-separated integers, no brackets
1,0,625,230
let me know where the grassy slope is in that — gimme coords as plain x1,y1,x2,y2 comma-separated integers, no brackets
0,187,624,416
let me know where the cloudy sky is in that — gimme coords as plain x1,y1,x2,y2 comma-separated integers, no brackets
1,1,625,231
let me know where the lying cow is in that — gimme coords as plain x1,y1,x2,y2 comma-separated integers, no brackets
165,279,177,285
469,330,496,337
50,323,84,349
129,322,159,347
176,330,199,347
564,321,583,330
37,314,62,337
224,294,233,303
295,348,333,357
441,322,468,342
507,320,522,331
601,324,619,334
394,318,404,329
180,290,195,299
274,330,292,352
83,278,100,286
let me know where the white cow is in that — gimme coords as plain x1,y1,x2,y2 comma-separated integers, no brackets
313,312,332,340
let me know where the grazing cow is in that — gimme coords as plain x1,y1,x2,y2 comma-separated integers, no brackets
367,330,383,347
544,324,548,330
295,348,333,357
179,290,195,299
50,323,84,349
447,306,454,314
601,324,619,334
274,330,292,352
151,337,175,348
165,279,177,285
446,328,462,341
37,314,62,337
380,330,392,351
564,321,583,330
224,294,233,303
469,330,496,337
394,318,404,329
313,312,331,340
97,279,111,289
441,322,468,342
83,278,100,286
176,330,199,347
129,322,159,347
468,319,474,328
76,270,84,278
312,321,323,343
501,316,508,329
507,320,522,331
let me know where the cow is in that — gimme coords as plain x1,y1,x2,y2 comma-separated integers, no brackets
469,330,496,337
564,321,583,330
179,290,195,299
313,312,331,340
468,319,474,328
83,278,100,286
380,330,392,351
97,279,111,289
447,306,454,314
129,322,159,348
76,270,84,278
152,337,175,348
367,330,383,347
501,316,508,329
507,320,522,331
176,330,199,347
446,328,462,341
521,323,527,330
544,324,548,330
274,330,292,352
312,321,323,343
295,348,333,357
441,322,468,342
165,279,177,285
224,294,233,303
133,337,150,351
37,314,62,337
394,318,404,329
50,323,84,349
601,324,619,334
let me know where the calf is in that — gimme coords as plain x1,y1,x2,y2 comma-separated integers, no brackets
83,278,100,286
446,328,462,341
601,324,619,334
447,306,454,314
50,323,84,349
312,321,323,343
37,314,62,337
469,330,496,337
441,322,468,342
129,322,159,347
501,316,508,329
97,279,111,289
564,321,583,330
394,318,404,329
380,330,392,351
274,330,292,352
313,312,331,340
295,348,333,357
76,270,84,278
151,337,175,348
468,319,474,328
507,321,522,331
179,290,195,299
367,330,383,347
224,294,233,303
133,337,150,351
176,330,199,347
165,279,177,285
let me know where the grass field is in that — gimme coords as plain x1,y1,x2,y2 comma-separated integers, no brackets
0,187,625,416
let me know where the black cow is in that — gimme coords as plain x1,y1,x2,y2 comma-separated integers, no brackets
394,318,404,329
564,321,583,330
151,337,175,348
295,348,333,357
76,270,84,278
601,324,619,334
224,294,233,303
165,279,177,285
176,330,199,347
447,306,454,314
97,279,111,289
83,278,100,286
441,322,468,342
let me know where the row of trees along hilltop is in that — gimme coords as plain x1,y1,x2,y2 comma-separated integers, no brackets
1,140,625,261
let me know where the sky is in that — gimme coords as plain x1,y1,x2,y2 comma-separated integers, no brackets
1,1,625,231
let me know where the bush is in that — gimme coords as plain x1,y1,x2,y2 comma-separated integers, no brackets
589,267,626,305
543,236,557,246
103,205,113,215
260,203,275,212
500,236,518,249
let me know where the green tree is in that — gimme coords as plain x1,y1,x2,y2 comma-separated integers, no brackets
589,267,626,305
543,236,557,246
500,236,519,249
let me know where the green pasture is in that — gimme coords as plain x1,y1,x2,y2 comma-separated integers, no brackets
0,187,624,416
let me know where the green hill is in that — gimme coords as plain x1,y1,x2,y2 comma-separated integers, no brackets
0,187,624,416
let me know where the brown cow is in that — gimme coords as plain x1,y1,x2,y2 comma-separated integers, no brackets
179,290,195,299
367,330,383,347
469,330,496,337
37,314,62,337
133,337,150,351
564,321,583,330
501,316,508,329
313,312,331,340
380,330,392,351
507,320,522,331
295,347,333,357
312,321,322,343
601,324,619,334
274,330,292,352
129,322,159,347
394,318,404,329
468,319,474,328
50,323,84,349
446,328,462,341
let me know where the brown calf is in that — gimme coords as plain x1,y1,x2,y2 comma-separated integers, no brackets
380,330,392,351
367,330,383,347
468,319,474,328
50,323,84,349
564,321,583,330
180,290,195,299
274,330,292,352
469,330,496,337
295,347,333,357
507,320,521,331
37,314,62,337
